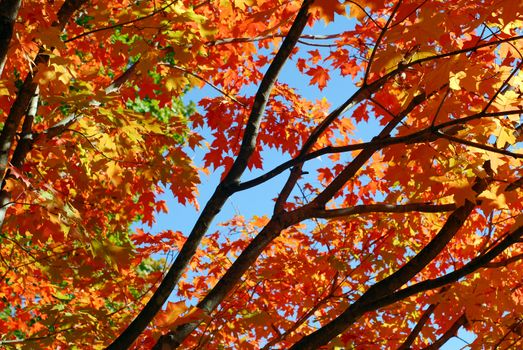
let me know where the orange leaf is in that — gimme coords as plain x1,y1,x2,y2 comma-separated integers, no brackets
306,66,330,90
155,301,188,329
311,0,346,23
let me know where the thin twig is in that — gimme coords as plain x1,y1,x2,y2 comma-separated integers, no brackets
363,0,403,85
162,63,247,107
64,0,180,43
436,130,523,159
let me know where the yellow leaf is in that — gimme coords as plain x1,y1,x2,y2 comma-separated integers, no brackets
482,151,505,173
348,2,366,20
0,80,10,95
52,291,71,301
479,185,507,210
449,71,467,90
495,90,519,107
107,161,123,186
496,127,516,148
408,50,436,62
233,0,254,11
198,21,218,39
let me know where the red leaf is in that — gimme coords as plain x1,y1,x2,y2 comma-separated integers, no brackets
305,66,330,90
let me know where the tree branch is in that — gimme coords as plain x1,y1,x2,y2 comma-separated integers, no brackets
363,0,402,84
397,303,438,350
313,203,457,219
0,0,89,227
0,41,137,230
155,91,448,348
208,33,347,47
0,0,87,188
260,33,523,211
262,274,340,350
366,224,523,323
117,12,523,350
160,93,440,347
237,108,521,192
221,1,313,186
311,91,429,207
481,60,523,113
437,131,523,159
484,252,523,269
152,216,302,349
64,0,180,43
0,0,21,76
0,86,38,229
421,314,468,350
289,175,489,349
108,1,314,349
161,63,246,107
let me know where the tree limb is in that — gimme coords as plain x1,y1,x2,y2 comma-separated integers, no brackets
363,0,402,84
421,313,468,350
108,1,314,349
0,0,87,192
311,91,429,207
64,0,180,43
437,131,523,159
236,108,521,192
156,90,452,348
0,0,21,76
484,253,523,268
0,85,39,228
289,175,489,349
364,224,523,325
152,216,303,349
397,303,438,350
314,203,457,219
123,12,523,350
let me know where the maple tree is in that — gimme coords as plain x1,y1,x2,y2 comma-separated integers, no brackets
1,0,523,348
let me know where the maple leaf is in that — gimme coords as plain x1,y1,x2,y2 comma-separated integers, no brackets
449,71,467,90
311,0,346,23
155,301,188,329
306,66,330,90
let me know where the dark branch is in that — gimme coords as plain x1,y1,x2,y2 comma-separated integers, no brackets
484,253,523,268
64,0,180,43
0,0,21,76
311,91,429,207
363,0,402,84
313,203,456,219
421,314,468,350
437,131,523,159
162,63,246,107
397,303,438,350
108,1,315,349
289,175,489,349
0,0,87,228
481,60,523,113
208,33,347,46
0,86,39,228
368,224,523,319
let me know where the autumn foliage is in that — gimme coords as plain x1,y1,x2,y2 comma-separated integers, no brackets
1,0,523,348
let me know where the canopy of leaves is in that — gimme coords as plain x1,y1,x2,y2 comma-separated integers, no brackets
1,0,523,349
